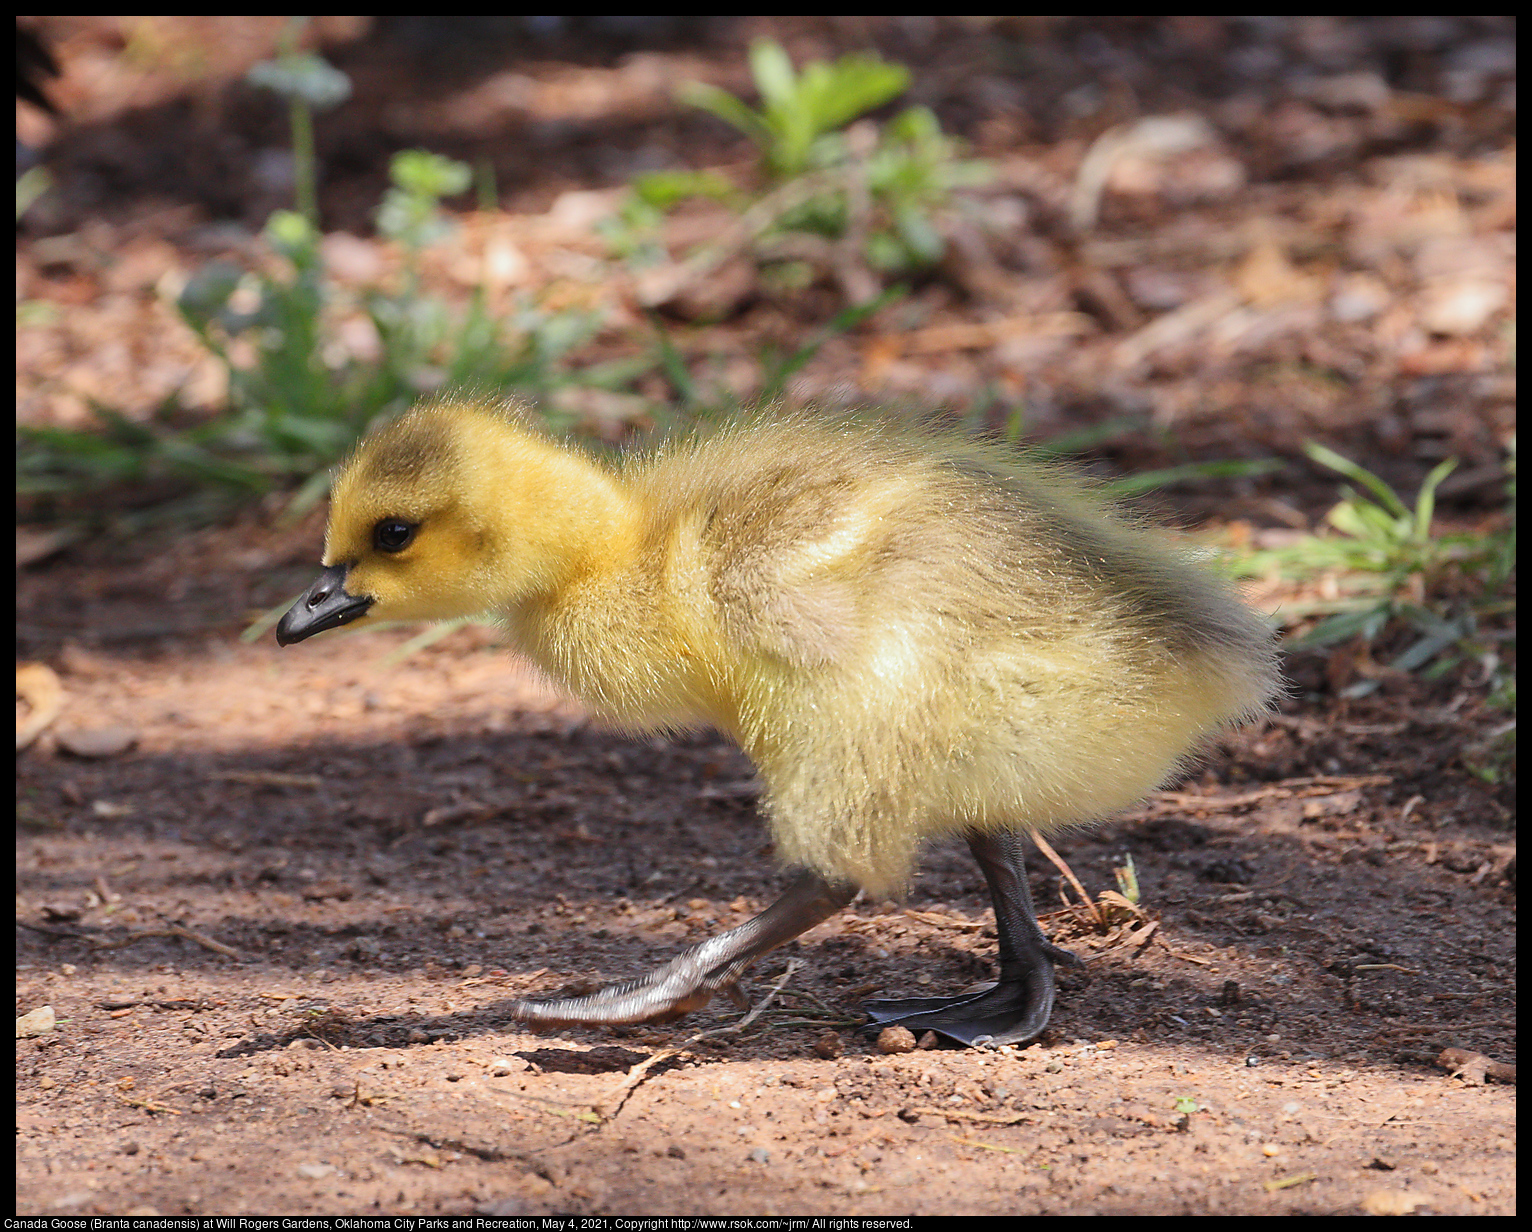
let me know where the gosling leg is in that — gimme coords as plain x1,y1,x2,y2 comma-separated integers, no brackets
862,829,1080,1046
507,870,858,1028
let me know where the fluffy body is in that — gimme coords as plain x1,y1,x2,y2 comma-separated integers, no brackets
322,397,1279,898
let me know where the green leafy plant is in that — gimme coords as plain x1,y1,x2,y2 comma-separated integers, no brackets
20,42,608,526
1102,457,1285,500
245,21,353,227
610,40,989,295
1235,440,1515,697
176,208,348,470
861,105,991,270
682,41,911,180
598,170,737,264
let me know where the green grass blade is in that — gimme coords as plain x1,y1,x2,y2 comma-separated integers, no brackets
1413,457,1459,542
1303,441,1411,519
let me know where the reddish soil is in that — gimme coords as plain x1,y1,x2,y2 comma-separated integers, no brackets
16,15,1515,1219
15,513,1515,1217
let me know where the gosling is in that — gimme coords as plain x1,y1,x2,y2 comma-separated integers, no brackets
278,397,1280,1046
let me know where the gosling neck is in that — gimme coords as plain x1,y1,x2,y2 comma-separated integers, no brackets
481,432,643,609
538,454,643,597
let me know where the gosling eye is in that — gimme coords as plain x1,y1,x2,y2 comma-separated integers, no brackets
373,519,418,553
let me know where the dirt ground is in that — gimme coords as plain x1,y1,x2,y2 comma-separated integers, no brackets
16,15,1515,1219
15,509,1516,1217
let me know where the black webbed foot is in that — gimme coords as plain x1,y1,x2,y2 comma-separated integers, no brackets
861,830,1080,1047
862,942,1078,1047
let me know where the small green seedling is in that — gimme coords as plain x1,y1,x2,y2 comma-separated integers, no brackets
682,39,910,180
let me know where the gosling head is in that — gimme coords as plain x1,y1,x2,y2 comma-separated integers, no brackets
277,398,620,646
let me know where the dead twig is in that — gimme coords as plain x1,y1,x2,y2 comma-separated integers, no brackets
1263,1172,1319,1193
117,1094,182,1115
903,908,987,931
92,924,242,959
920,1107,1036,1126
776,986,851,1018
1031,833,1101,927
209,769,323,789
1160,945,1213,966
1437,1047,1516,1085
598,959,802,1122
1149,774,1393,812
944,1133,1027,1155
374,1123,545,1167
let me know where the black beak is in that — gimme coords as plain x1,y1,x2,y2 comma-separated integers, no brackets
276,564,373,646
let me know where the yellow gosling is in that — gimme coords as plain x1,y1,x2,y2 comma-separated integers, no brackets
278,396,1280,1045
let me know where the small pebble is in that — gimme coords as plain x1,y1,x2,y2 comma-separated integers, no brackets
812,1030,843,1059
57,725,138,759
17,1006,55,1038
